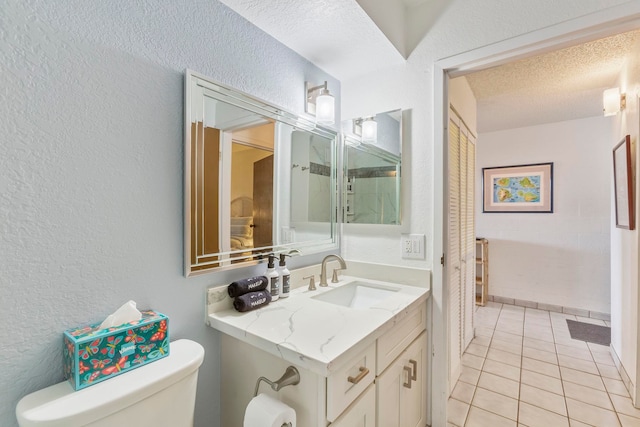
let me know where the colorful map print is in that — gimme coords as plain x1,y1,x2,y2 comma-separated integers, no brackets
492,175,541,204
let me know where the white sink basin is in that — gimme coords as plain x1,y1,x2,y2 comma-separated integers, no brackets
311,281,400,309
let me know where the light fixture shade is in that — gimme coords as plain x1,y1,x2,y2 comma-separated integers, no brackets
315,90,335,124
603,87,621,116
362,118,377,143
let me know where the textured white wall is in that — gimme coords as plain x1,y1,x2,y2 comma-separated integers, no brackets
476,117,613,313
0,1,338,426
610,34,640,402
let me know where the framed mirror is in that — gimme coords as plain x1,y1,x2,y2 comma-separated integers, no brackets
343,109,402,225
185,70,338,276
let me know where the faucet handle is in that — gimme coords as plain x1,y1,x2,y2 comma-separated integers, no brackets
331,268,343,283
303,275,316,291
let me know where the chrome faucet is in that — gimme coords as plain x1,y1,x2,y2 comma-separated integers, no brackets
319,254,347,287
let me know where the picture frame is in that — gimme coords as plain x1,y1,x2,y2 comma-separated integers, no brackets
613,135,634,230
482,162,553,213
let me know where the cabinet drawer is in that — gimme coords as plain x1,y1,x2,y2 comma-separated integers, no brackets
326,342,376,422
376,303,427,374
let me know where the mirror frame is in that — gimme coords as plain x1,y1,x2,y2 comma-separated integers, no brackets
184,70,339,276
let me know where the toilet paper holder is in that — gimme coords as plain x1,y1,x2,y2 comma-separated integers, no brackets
254,366,300,397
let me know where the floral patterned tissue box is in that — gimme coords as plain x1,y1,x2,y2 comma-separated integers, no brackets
63,310,169,390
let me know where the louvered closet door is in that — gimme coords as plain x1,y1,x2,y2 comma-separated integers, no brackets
448,116,462,389
464,135,476,346
448,108,476,390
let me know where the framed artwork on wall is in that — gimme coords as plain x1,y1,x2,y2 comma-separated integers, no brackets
613,135,634,230
482,162,553,213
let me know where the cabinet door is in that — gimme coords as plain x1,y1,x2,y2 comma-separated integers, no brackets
376,332,427,427
330,383,376,427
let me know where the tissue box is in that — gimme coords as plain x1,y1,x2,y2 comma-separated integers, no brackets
63,310,169,390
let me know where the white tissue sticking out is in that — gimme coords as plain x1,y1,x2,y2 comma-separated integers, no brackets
99,300,142,329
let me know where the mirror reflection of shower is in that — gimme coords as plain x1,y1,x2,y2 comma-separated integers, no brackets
343,109,402,225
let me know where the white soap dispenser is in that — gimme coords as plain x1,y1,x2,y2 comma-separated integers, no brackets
278,254,291,298
266,253,279,301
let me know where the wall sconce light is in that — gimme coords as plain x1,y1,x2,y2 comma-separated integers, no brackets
603,87,626,116
305,81,335,125
354,117,377,143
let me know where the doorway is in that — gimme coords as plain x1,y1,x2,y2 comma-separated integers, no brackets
431,9,640,427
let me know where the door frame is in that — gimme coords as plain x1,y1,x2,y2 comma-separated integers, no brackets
431,4,640,426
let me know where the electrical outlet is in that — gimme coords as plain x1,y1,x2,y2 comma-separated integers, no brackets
401,234,425,260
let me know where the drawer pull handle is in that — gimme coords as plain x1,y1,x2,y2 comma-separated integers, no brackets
409,359,417,381
348,366,369,384
403,366,413,389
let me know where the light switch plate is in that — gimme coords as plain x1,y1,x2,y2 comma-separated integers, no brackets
401,234,425,259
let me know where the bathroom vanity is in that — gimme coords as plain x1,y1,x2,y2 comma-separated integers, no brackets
206,266,430,426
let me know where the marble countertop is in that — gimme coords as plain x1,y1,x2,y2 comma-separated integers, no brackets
206,275,429,376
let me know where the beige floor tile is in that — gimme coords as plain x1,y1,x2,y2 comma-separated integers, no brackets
487,348,522,368
560,366,605,391
598,363,623,380
519,383,567,416
496,322,524,335
518,402,569,427
477,371,520,398
569,419,592,427
491,337,523,355
472,335,491,347
619,413,640,427
554,336,590,350
524,329,555,343
588,342,611,355
558,354,599,375
466,343,489,358
520,369,563,395
447,397,470,427
465,406,517,427
522,357,560,378
523,337,557,353
476,326,495,338
603,377,630,397
493,330,524,345
610,394,640,419
563,381,613,410
483,359,521,382
555,343,594,362
459,365,482,386
566,398,621,427
472,387,518,421
451,380,476,404
523,346,558,365
462,353,485,370
591,350,615,366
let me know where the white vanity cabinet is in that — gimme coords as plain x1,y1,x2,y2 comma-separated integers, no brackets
376,332,427,427
219,302,427,427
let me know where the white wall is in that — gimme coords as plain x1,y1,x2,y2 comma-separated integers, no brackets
340,2,635,424
611,33,640,403
0,1,338,426
475,117,613,314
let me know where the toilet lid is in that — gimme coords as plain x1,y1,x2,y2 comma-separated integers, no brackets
16,339,204,427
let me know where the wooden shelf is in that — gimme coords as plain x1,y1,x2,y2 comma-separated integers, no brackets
475,238,489,306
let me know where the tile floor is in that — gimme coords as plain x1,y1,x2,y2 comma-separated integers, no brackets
447,302,640,427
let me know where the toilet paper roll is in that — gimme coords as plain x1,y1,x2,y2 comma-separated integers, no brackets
243,393,296,427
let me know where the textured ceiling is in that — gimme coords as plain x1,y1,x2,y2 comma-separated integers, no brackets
217,0,405,80
466,30,640,133
218,0,638,133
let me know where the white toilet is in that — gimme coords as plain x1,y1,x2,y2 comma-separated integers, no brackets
16,339,205,427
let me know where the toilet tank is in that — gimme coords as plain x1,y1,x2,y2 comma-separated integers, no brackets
16,339,205,427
